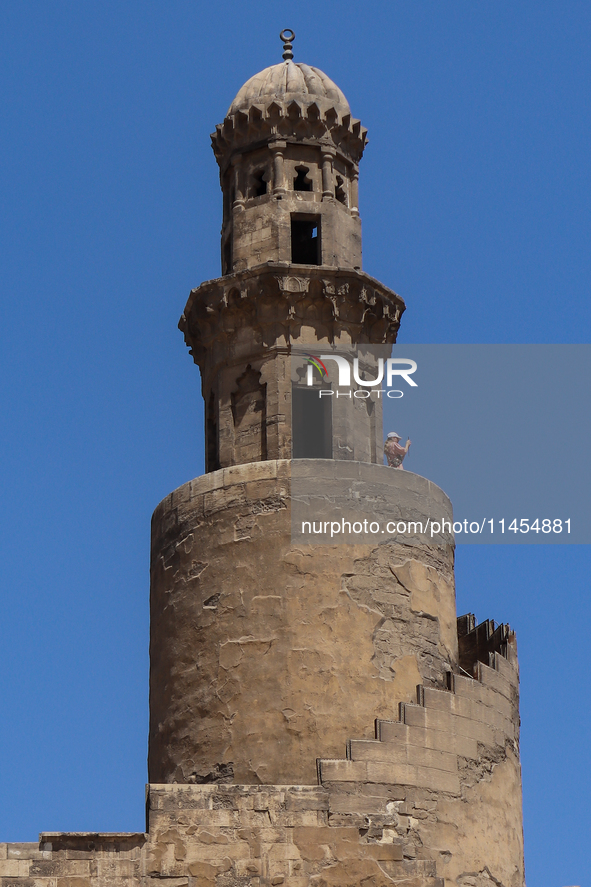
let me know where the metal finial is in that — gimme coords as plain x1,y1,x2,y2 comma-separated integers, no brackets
280,29,295,61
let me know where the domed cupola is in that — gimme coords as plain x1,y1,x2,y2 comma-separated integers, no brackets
211,30,368,274
227,59,351,116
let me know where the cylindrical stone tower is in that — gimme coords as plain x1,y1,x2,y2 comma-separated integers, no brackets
148,33,525,887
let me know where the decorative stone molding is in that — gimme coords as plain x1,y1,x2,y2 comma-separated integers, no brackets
179,263,405,370
275,274,310,293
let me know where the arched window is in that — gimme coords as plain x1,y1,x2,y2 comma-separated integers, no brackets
251,169,268,197
293,166,313,192
335,175,347,205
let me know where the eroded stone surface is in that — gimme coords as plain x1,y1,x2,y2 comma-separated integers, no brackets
148,461,457,787
1,725,523,887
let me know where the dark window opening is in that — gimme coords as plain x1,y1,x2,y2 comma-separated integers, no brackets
222,239,232,275
366,397,377,463
206,391,220,472
291,217,321,265
335,175,347,205
294,166,313,192
292,386,332,459
252,169,267,197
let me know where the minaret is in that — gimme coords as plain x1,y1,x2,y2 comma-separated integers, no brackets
148,33,525,887
177,30,404,474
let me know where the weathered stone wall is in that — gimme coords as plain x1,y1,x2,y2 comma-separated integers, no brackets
0,832,146,885
179,265,404,472
319,651,523,887
1,646,523,886
230,189,362,272
148,460,458,786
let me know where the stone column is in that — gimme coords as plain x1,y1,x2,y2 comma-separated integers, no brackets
350,169,359,217
270,140,287,195
232,155,245,211
321,148,335,199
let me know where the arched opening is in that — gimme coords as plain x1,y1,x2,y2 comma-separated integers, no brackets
335,175,347,205
251,169,267,197
294,166,313,192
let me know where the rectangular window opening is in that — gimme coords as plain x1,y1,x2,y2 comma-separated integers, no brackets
222,238,232,275
291,216,321,265
292,385,332,459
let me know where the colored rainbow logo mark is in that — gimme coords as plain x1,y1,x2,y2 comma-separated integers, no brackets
304,354,329,379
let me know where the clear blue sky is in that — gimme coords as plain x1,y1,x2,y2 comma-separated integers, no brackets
0,3,589,884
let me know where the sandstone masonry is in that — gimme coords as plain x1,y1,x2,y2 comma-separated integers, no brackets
2,32,525,887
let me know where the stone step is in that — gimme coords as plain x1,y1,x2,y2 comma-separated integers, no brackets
348,738,458,773
318,757,460,795
421,684,514,722
376,718,478,759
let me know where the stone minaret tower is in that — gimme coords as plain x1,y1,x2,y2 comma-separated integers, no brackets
0,32,526,887
146,32,525,887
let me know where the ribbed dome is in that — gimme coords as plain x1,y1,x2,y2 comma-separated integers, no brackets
228,61,350,115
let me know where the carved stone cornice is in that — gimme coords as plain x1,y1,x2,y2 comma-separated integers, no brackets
211,100,368,173
179,263,405,372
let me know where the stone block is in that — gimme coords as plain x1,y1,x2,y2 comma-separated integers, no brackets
236,826,286,844
453,674,488,702
328,793,392,815
365,761,460,795
493,650,519,684
424,685,514,724
376,719,407,743
284,790,329,812
94,857,136,878
183,840,250,864
318,760,368,782
402,702,507,746
275,810,323,828
203,485,246,515
186,859,220,880
5,845,48,861
349,739,457,773
236,859,262,876
454,672,512,717
145,879,188,887
477,661,517,700
264,842,302,861
422,688,454,712
378,719,478,759
361,843,404,861
292,826,360,861
153,808,241,828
